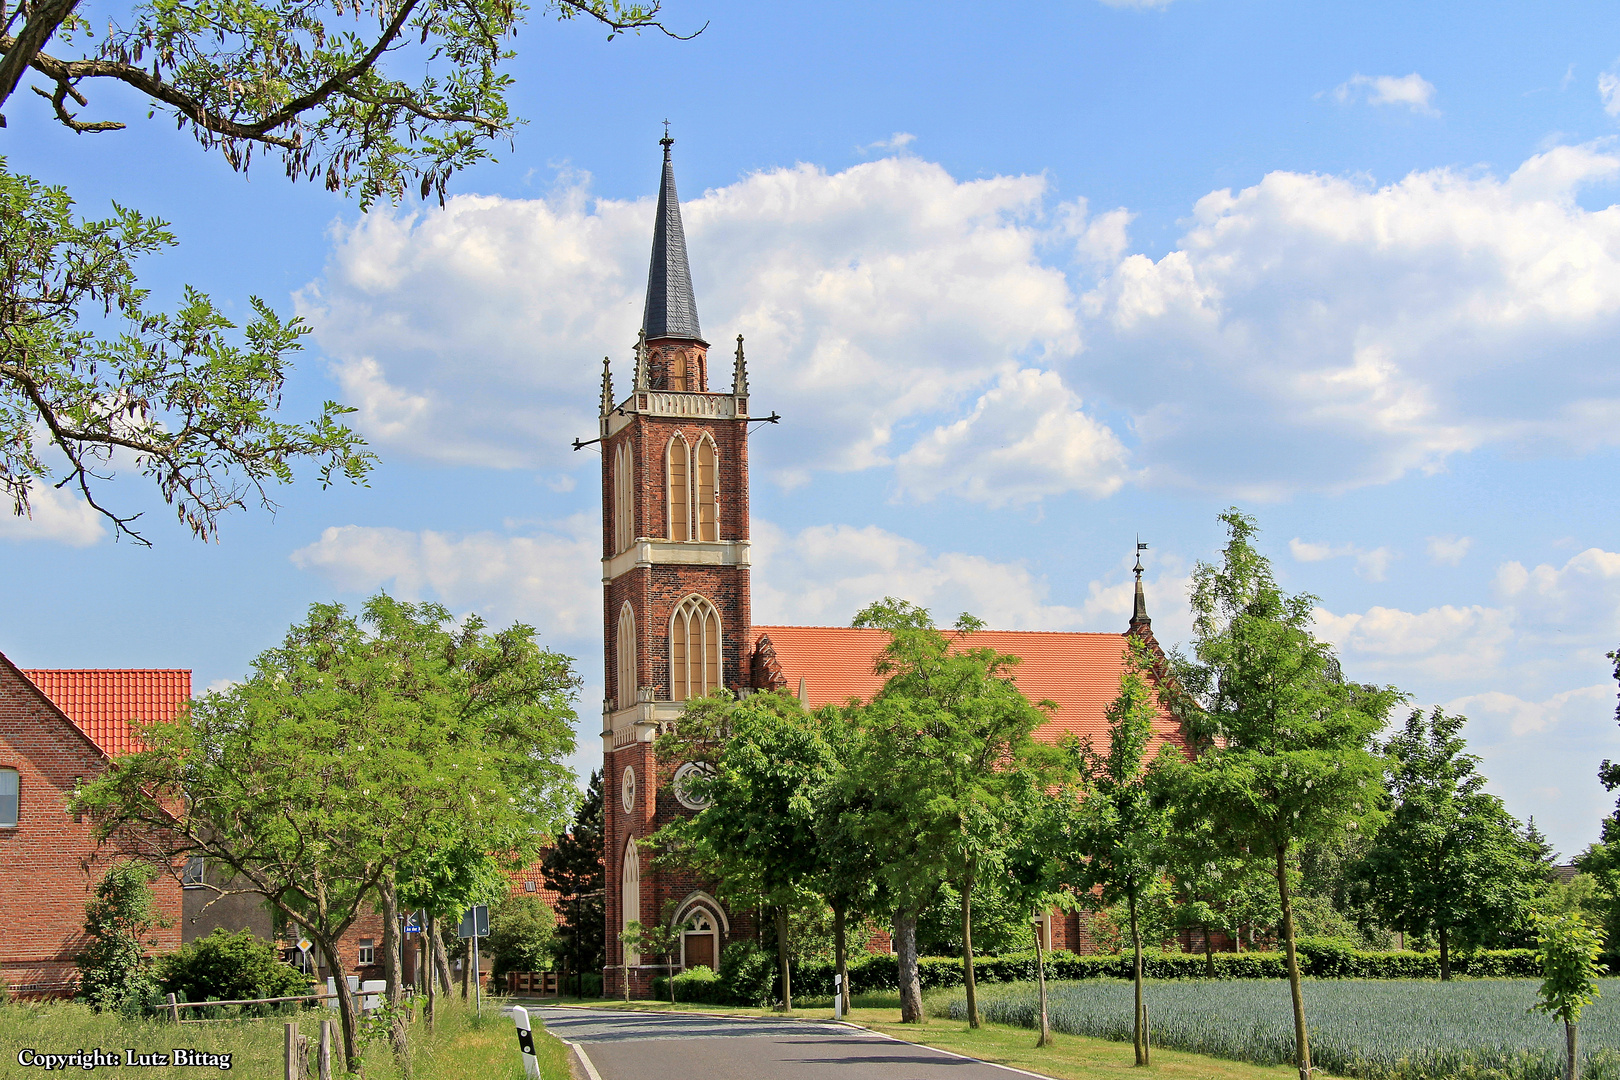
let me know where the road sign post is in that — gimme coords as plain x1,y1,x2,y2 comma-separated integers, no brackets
458,905,490,1019
511,1006,542,1079
834,973,843,1020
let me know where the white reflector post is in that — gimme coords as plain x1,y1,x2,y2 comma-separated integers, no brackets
512,1006,542,1079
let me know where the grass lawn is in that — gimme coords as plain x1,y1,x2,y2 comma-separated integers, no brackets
0,996,571,1080
533,992,1295,1080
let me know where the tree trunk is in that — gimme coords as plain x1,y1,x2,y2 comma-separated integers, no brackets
1566,1019,1577,1080
1439,925,1450,981
1033,917,1051,1048
1203,925,1215,978
1276,844,1311,1080
433,926,453,997
962,864,980,1029
1129,893,1146,1067
424,914,437,1031
379,881,409,1068
318,937,362,1075
894,907,924,1024
775,906,793,1012
0,0,79,113
834,903,849,1016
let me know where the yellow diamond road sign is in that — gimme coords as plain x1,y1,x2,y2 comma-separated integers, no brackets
297,939,312,952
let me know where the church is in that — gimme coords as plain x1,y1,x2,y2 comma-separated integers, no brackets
598,138,1183,996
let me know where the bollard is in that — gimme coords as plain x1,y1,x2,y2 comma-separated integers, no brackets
834,974,843,1020
317,1020,332,1080
511,1006,542,1079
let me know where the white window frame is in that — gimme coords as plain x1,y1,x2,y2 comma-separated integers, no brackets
0,767,16,828
669,595,722,702
357,939,375,966
616,603,638,711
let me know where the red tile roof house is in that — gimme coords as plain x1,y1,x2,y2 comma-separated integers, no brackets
0,658,189,998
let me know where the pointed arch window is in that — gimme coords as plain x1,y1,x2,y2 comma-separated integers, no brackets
616,604,637,711
669,349,689,392
621,838,641,965
613,441,634,554
670,595,722,701
666,434,720,542
667,435,690,541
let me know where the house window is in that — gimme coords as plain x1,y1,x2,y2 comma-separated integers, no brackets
0,768,16,828
525,880,537,893
667,435,690,540
613,442,634,554
616,604,637,711
182,857,205,886
358,939,375,966
669,349,689,392
670,596,722,702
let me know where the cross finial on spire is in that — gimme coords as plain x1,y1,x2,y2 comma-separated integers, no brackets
1130,538,1151,630
660,120,673,156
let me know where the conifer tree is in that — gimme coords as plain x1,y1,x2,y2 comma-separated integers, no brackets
543,770,607,995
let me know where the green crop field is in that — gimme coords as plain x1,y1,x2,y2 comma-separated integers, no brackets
947,978,1620,1080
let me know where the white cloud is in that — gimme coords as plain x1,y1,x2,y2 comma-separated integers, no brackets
860,132,916,154
1080,142,1620,497
288,515,600,639
1601,70,1620,116
1427,535,1473,565
895,368,1132,506
1288,537,1394,581
1334,73,1440,116
1314,603,1515,681
751,519,1192,643
0,486,106,547
1494,546,1620,646
301,158,1082,492
1447,684,1613,738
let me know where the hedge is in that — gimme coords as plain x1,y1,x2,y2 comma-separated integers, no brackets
639,941,1540,1005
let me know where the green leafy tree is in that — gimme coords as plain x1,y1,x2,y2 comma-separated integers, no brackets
1161,822,1281,971
0,164,371,543
156,928,309,1005
654,689,835,1012
395,843,506,1028
812,708,881,1017
543,769,606,996
1532,912,1606,1080
74,860,166,1013
1160,510,1401,1080
1070,639,1174,1067
75,593,580,1072
1003,767,1086,1048
844,598,1053,1026
1357,707,1542,977
2,0,693,203
489,891,557,977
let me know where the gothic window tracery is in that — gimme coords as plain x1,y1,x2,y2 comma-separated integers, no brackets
694,435,718,542
621,838,641,965
669,349,689,392
616,604,637,711
670,595,722,701
666,433,719,542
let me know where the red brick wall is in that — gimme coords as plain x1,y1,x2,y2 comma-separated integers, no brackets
0,662,181,997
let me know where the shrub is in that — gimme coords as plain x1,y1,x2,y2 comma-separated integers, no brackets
718,942,775,1007
578,972,602,998
75,862,166,1013
156,929,310,1006
651,965,725,1004
489,893,556,976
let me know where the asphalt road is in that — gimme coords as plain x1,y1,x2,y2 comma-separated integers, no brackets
528,1006,1055,1080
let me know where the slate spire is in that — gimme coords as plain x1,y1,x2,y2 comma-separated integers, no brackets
642,133,704,342
1130,541,1151,631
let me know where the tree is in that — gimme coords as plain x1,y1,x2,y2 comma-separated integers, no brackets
1357,707,1542,977
396,844,508,1029
811,708,881,1018
0,164,371,543
1161,510,1401,1080
75,593,580,1073
543,769,606,997
1070,638,1174,1067
74,860,166,1012
1532,912,1606,1080
844,598,1053,1026
2,0,693,203
489,891,557,978
654,689,834,1012
1003,767,1086,1048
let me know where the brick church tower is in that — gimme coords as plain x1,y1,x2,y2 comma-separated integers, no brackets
599,136,754,995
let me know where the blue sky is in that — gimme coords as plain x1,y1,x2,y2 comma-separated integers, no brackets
7,0,1620,858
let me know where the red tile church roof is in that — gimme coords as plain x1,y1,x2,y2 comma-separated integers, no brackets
19,669,191,757
750,626,1182,750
